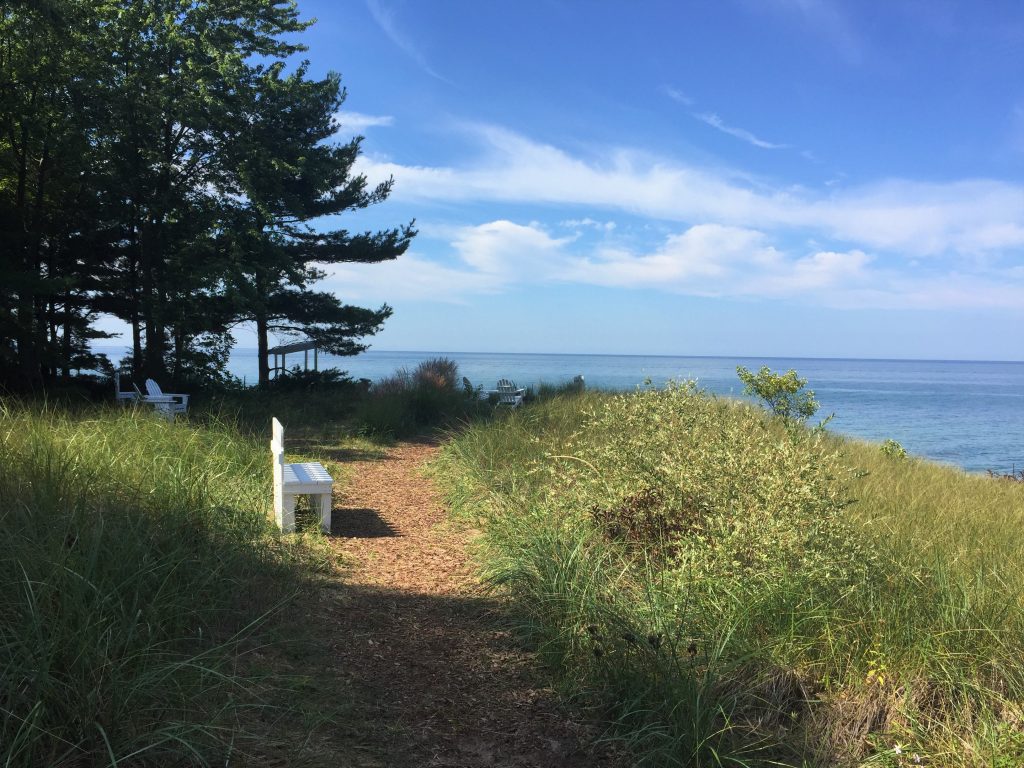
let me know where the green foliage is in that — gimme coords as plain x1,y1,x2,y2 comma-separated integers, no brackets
435,388,1024,766
0,402,330,765
0,0,412,389
354,358,488,437
262,366,362,392
412,357,460,390
736,365,820,424
880,438,908,459
564,382,868,593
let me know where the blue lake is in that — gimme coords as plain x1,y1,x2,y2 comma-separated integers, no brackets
103,347,1024,474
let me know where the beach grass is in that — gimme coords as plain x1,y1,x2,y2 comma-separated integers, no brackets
433,385,1024,767
0,401,337,766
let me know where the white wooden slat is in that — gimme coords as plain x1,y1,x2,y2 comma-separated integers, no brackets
271,417,333,534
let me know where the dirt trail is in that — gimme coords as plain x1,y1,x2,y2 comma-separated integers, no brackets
307,440,620,767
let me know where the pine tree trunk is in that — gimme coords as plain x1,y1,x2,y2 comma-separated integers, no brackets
256,311,270,386
131,310,142,379
61,296,72,380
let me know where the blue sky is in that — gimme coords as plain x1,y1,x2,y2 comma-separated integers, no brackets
256,1,1024,359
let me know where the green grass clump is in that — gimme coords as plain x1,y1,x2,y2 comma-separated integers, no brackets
0,402,329,766
434,385,1024,767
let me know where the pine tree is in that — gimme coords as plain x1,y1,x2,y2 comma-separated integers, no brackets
1,0,411,389
223,61,414,385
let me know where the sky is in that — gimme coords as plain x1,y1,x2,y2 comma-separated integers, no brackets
206,1,1024,359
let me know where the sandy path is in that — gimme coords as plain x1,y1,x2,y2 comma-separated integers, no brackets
310,440,619,767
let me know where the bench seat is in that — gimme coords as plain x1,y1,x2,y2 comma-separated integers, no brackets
282,461,333,494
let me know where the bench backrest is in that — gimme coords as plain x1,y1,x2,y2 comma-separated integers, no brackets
145,379,162,397
271,417,285,518
496,379,521,405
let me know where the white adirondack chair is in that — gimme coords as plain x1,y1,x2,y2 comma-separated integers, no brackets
132,382,172,418
271,417,333,534
496,378,525,408
144,379,189,417
113,372,138,405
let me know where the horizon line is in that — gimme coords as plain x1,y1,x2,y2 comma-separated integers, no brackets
90,345,1024,365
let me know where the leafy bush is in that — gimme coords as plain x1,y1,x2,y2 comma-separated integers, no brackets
880,438,908,459
736,365,820,424
260,366,362,391
562,382,872,597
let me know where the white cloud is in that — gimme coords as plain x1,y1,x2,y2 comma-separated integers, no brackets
560,217,616,232
324,252,503,304
335,111,394,132
694,112,788,150
565,224,777,288
451,219,575,277
322,217,1024,311
355,124,1024,257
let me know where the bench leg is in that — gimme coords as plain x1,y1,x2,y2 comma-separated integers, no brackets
277,493,296,533
318,492,332,534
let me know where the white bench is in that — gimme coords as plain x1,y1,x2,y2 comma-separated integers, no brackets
271,417,333,533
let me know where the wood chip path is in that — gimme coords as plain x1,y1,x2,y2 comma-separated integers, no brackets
308,440,622,767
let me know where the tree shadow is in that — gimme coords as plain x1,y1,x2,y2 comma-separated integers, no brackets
254,582,621,768
288,438,392,463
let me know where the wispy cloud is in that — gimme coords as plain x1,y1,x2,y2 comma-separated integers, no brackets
760,0,864,65
694,112,788,150
335,111,394,132
355,124,1024,257
662,85,694,106
560,217,616,232
663,86,805,155
326,218,1024,311
365,0,452,84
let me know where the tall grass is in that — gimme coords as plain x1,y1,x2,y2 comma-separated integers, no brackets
353,357,490,437
0,402,328,766
434,386,1024,767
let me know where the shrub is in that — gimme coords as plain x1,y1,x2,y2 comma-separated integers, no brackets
880,438,908,459
355,359,486,437
562,381,871,594
413,357,459,390
736,364,820,424
260,366,359,391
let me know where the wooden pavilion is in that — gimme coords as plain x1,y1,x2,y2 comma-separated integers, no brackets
267,340,319,379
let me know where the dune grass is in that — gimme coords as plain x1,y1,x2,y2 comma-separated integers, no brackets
433,385,1024,767
0,401,336,766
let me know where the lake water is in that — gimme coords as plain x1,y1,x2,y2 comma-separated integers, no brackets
104,346,1024,474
